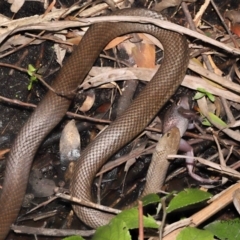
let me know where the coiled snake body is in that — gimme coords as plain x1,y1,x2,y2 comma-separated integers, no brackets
0,8,188,239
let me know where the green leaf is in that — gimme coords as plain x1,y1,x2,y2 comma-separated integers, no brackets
207,112,227,128
114,208,158,229
92,218,131,240
28,64,36,73
202,118,212,126
193,92,205,100
204,218,240,240
167,189,212,213
30,75,37,80
177,227,214,240
27,81,33,91
27,64,36,77
27,73,38,90
141,193,161,206
63,236,85,240
26,64,38,90
205,92,215,102
27,70,33,76
195,88,215,102
196,88,208,93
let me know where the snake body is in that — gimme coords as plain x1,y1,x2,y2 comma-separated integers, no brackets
0,8,188,239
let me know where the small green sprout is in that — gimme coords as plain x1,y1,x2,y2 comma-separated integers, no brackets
194,88,215,102
27,64,38,90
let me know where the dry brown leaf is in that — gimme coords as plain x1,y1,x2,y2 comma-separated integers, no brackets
59,120,80,164
54,32,67,67
0,35,43,53
193,0,210,27
0,149,10,160
104,36,129,50
8,0,25,13
67,36,82,45
207,55,223,76
78,90,95,112
0,14,10,24
132,43,155,68
43,0,56,18
225,10,240,24
154,0,182,12
119,34,155,68
231,23,240,37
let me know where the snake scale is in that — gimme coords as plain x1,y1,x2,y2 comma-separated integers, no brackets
0,8,189,239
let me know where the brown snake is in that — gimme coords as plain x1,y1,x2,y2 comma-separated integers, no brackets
0,8,189,239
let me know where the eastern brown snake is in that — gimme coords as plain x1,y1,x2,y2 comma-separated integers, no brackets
0,8,188,239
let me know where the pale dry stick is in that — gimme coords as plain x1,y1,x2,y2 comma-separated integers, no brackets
168,154,240,179
56,192,121,215
163,218,191,237
31,210,57,221
181,2,197,30
76,0,123,17
220,96,235,124
2,15,240,55
11,225,95,237
26,196,58,214
75,0,107,18
87,61,240,97
212,133,226,168
83,66,240,102
193,182,240,222
76,15,240,54
66,112,110,124
0,30,45,58
212,132,228,184
76,0,117,18
185,131,213,142
163,182,240,239
96,144,156,176
193,0,211,27
58,0,84,19
42,0,56,18
0,0,123,37
25,33,74,47
225,145,233,163
0,95,36,109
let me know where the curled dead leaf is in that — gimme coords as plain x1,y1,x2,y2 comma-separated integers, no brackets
225,10,240,24
231,23,240,37
59,120,81,168
8,0,25,13
78,90,95,112
153,0,182,12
